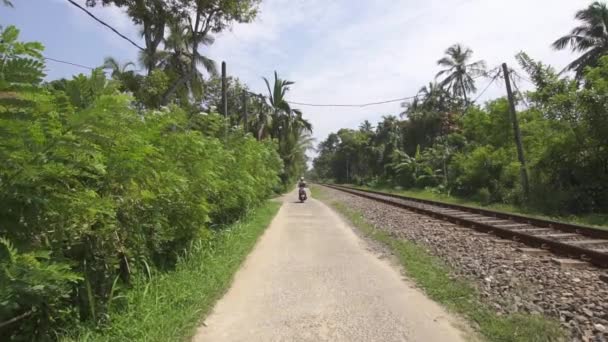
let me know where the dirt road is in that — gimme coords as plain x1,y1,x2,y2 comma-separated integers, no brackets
193,190,470,341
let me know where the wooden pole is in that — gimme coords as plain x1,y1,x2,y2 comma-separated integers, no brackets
243,91,248,132
502,63,530,198
221,61,227,116
221,61,228,141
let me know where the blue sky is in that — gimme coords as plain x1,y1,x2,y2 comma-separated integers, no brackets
1,0,588,146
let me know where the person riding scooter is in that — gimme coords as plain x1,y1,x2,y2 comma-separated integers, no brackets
298,177,307,202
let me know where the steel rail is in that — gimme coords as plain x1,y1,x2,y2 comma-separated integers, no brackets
323,184,608,268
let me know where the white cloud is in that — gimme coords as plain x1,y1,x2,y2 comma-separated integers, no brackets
206,0,589,156
47,0,590,156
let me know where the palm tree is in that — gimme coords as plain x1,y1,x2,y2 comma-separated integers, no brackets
436,44,486,104
263,71,296,118
250,95,274,140
162,20,217,101
402,82,451,116
359,120,374,133
137,49,169,75
102,57,135,78
263,71,311,138
160,20,218,105
552,1,608,79
281,128,315,180
418,82,448,109
262,71,313,183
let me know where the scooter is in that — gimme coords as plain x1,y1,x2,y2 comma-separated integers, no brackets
298,187,307,203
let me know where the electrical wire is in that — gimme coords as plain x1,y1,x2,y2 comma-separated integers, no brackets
471,68,501,103
510,73,531,108
55,1,508,109
65,0,145,51
285,95,420,108
41,54,502,109
41,32,503,110
456,68,502,114
44,56,95,70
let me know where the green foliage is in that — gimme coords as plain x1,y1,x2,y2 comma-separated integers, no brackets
65,69,118,109
0,238,81,341
134,69,169,108
552,1,608,79
313,48,608,217
261,71,313,186
63,201,281,342
0,26,283,340
436,44,486,104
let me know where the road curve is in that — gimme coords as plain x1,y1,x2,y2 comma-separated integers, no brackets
193,189,470,342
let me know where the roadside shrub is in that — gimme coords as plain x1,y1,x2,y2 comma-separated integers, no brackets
0,26,282,340
474,187,492,205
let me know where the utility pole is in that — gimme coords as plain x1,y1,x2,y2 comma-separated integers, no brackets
502,63,530,198
346,158,350,184
242,91,248,132
221,61,228,141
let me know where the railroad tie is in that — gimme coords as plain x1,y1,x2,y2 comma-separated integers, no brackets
515,225,553,233
543,233,580,239
568,239,608,246
476,219,511,224
451,214,486,219
324,185,608,268
495,224,533,229
438,210,462,214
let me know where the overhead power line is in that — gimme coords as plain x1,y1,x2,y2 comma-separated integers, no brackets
42,53,506,110
471,69,501,103
510,73,531,108
285,95,419,108
65,0,145,51
44,56,95,70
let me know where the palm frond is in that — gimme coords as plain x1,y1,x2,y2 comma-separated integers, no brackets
195,54,217,76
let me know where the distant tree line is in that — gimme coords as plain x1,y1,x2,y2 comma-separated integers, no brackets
312,2,608,215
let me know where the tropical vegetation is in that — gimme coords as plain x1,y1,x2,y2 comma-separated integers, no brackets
312,2,608,220
553,1,608,79
0,0,312,340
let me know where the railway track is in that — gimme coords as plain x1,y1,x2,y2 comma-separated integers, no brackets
323,184,608,268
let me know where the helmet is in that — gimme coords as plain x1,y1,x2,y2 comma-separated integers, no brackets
300,177,304,181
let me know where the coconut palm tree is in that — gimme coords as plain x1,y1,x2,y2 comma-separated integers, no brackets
263,71,296,118
278,125,314,184
436,44,486,104
552,1,608,79
359,120,374,133
137,48,169,75
262,71,311,138
249,95,274,140
402,82,451,116
102,57,135,78
159,20,218,105
162,20,217,101
262,71,313,182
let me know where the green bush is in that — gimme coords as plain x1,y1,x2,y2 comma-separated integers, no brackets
475,187,492,205
0,26,282,340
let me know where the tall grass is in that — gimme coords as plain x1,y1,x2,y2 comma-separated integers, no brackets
63,201,281,342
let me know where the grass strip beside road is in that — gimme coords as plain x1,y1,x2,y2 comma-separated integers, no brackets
313,185,566,342
64,201,281,342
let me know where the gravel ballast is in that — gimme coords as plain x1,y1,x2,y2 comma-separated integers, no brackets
320,186,608,342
